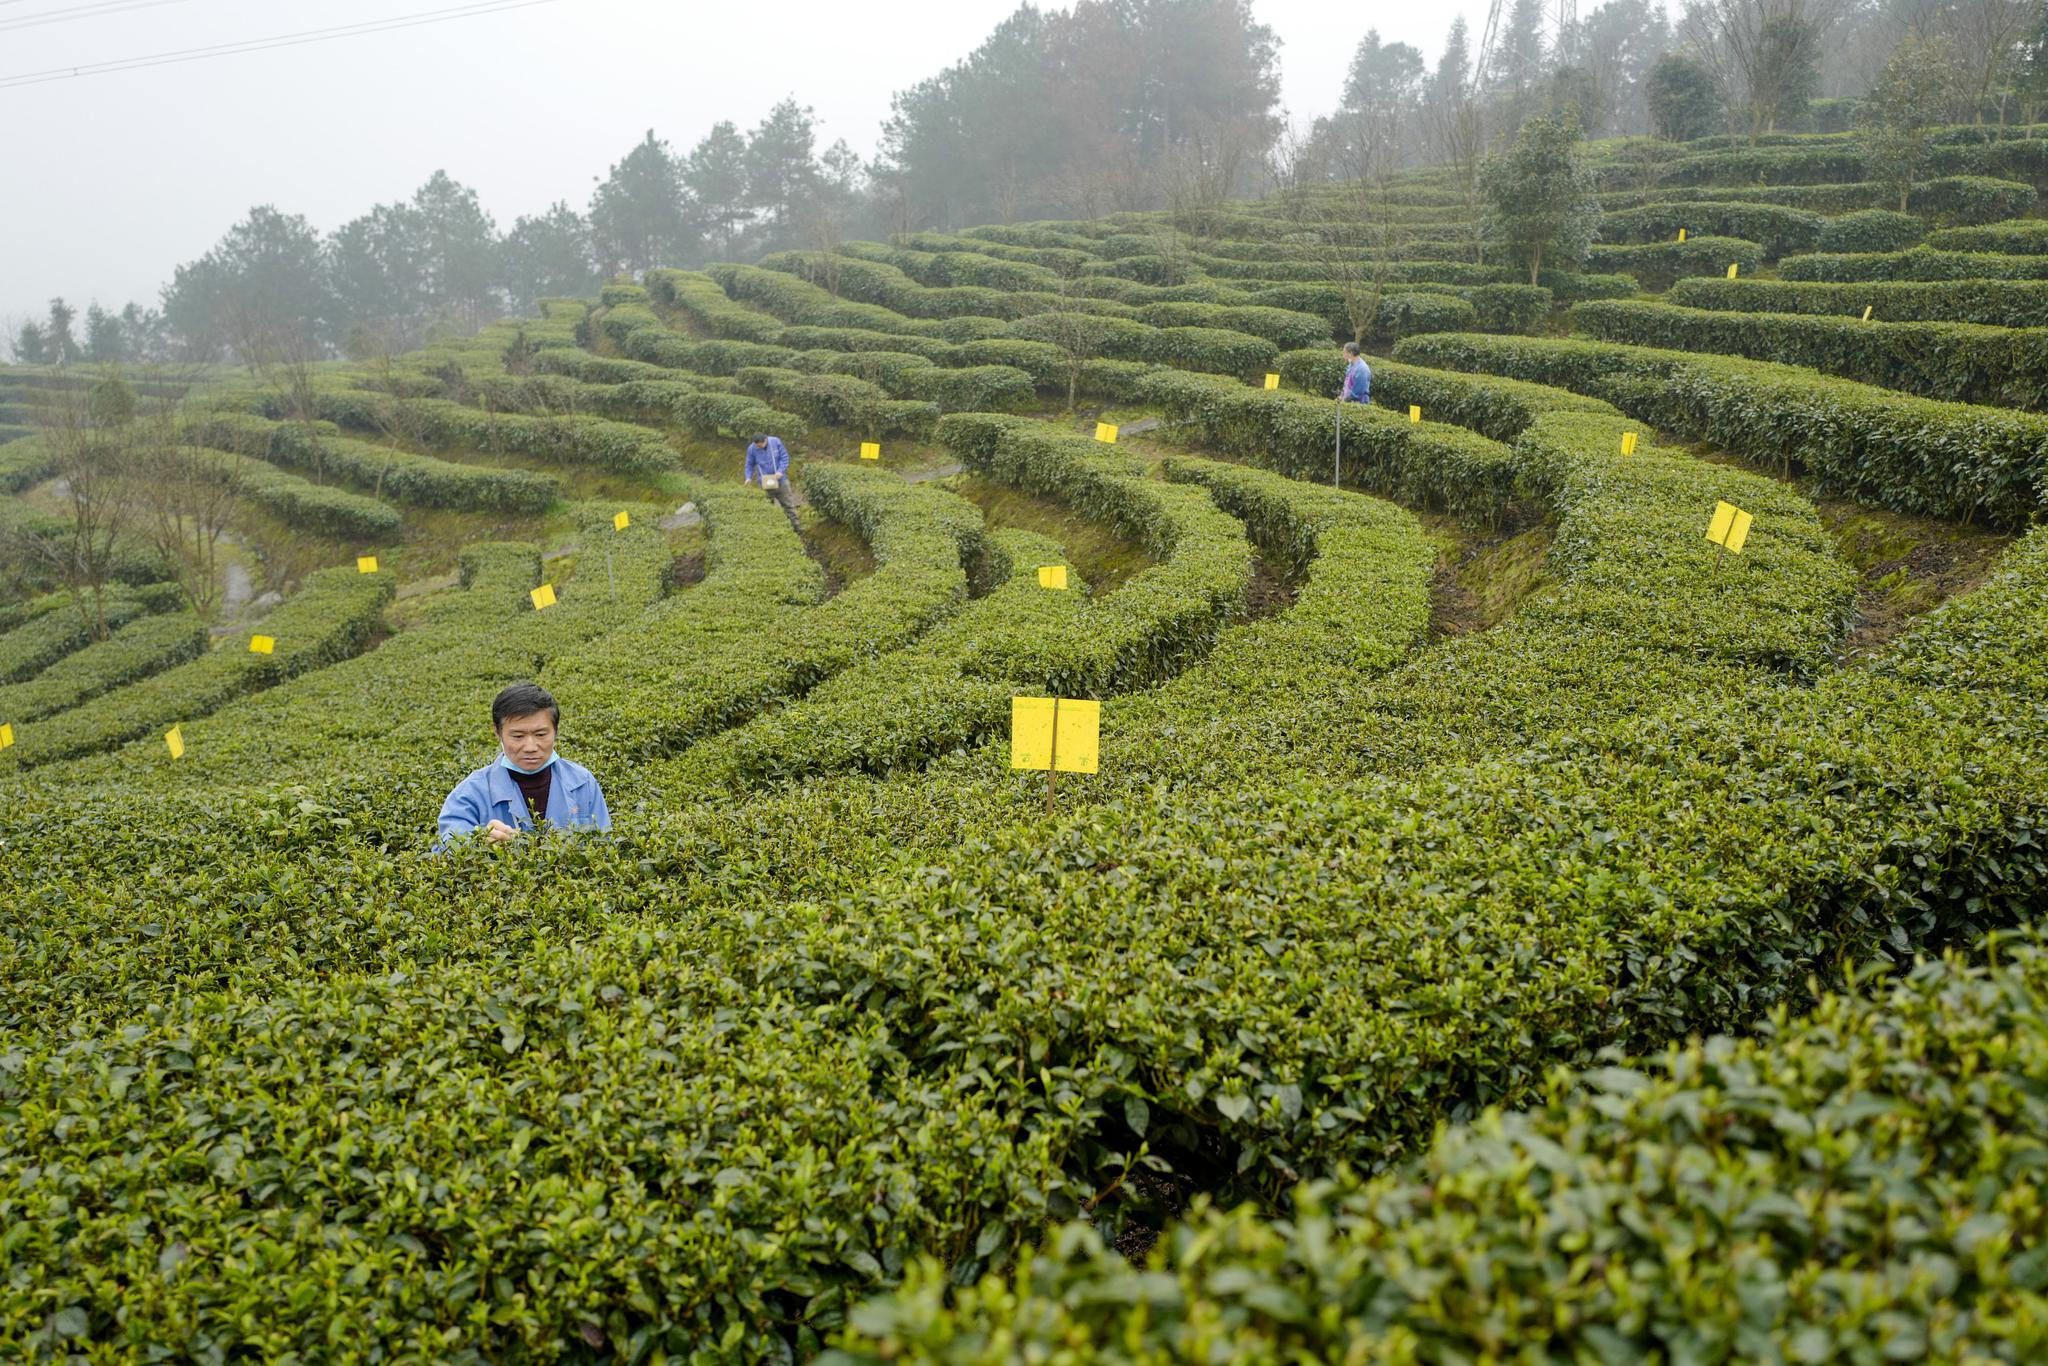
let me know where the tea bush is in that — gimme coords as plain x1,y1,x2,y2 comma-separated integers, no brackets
1396,330,2048,525
1572,298,2048,409
1927,217,2048,254
1586,235,1765,289
1598,200,1824,257
0,610,206,723
1667,276,2048,328
0,567,391,768
1814,207,1924,252
1781,245,2048,282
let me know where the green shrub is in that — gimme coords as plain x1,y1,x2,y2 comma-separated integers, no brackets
1465,282,1553,331
1586,235,1764,289
1780,245,2048,281
1572,298,2048,409
1135,369,1520,527
1597,200,1824,257
641,268,785,342
0,588,163,683
0,611,207,723
181,410,562,512
1276,349,1617,442
835,927,2048,1364
205,448,402,541
1926,217,2048,254
1396,330,2048,525
1131,303,1331,350
1814,208,1924,252
1372,291,1480,340
1668,275,2048,328
670,421,1262,789
0,567,392,768
734,367,941,439
551,469,987,766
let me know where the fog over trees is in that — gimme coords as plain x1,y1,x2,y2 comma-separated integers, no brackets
11,0,2043,367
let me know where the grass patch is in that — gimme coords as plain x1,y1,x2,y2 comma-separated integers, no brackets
944,472,1158,593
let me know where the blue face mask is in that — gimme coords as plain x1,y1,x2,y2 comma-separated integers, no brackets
498,751,558,777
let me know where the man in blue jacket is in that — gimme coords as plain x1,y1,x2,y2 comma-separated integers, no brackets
1339,342,1372,405
744,432,797,526
437,682,611,846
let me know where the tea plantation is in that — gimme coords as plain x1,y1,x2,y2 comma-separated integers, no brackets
4,123,2048,1362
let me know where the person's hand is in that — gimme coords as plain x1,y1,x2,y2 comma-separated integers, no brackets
484,819,519,843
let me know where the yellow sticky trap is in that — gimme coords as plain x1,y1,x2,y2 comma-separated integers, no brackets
859,441,881,461
1862,305,1874,322
1706,501,1754,555
1408,405,1422,423
0,722,13,750
1678,228,1687,242
1620,431,1638,455
249,635,275,655
1037,565,1068,590
1262,373,1280,390
613,510,631,532
165,726,185,760
357,556,378,574
531,584,557,611
1010,696,1100,775
1726,262,1739,279
1094,422,1118,444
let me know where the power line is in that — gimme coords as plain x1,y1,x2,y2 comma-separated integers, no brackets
0,0,562,89
0,1,203,36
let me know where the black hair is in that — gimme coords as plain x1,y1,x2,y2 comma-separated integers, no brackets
751,433,769,445
492,681,559,731
1342,342,1361,357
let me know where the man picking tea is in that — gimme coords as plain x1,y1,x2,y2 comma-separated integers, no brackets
437,682,611,844
745,432,796,523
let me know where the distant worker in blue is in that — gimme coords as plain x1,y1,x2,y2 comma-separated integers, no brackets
745,432,798,526
437,681,611,846
1339,342,1372,405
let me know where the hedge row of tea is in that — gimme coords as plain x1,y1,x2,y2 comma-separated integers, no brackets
5,119,2048,1360
3,484,2039,1357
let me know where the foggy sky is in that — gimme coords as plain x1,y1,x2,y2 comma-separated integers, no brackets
0,0,1488,331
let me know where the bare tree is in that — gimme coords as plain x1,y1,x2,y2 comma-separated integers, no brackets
228,302,327,482
129,372,241,618
1161,115,1260,245
1285,109,1408,344
1937,0,2036,122
13,377,136,640
1259,119,1328,230
1424,85,1488,264
1683,0,1848,139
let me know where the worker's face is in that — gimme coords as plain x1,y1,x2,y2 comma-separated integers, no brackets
496,711,557,770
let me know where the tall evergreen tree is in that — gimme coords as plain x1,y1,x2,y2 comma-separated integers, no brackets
501,203,598,312
589,130,698,277
684,121,752,259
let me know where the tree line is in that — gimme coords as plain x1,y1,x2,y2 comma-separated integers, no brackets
11,0,2047,369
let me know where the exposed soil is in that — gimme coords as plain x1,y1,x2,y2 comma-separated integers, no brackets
670,550,707,590
1424,517,1555,641
1677,442,2017,663
1242,550,1298,621
949,473,1160,593
795,508,875,602
1819,498,2014,664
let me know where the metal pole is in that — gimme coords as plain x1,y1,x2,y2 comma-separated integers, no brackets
1045,698,1059,818
1333,394,1342,490
605,546,617,603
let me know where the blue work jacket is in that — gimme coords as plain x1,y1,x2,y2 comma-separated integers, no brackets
1341,358,1373,404
743,436,790,484
436,756,612,846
